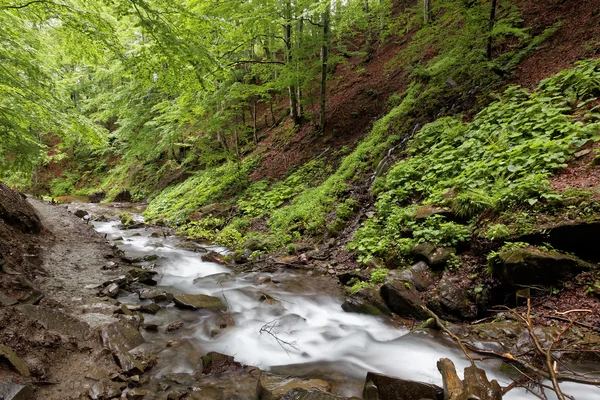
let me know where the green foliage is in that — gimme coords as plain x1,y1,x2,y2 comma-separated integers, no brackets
370,268,389,284
119,212,133,227
351,59,600,262
144,159,257,225
484,224,511,241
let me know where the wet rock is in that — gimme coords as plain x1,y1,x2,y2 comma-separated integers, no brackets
245,237,272,252
388,261,433,292
74,209,89,218
0,345,30,377
281,390,358,400
380,278,428,320
437,358,502,400
173,294,227,311
201,251,230,266
183,387,223,400
0,184,42,234
0,381,34,400
165,321,184,332
259,374,331,400
141,323,159,332
114,190,132,202
412,243,455,268
139,288,172,303
201,352,241,373
0,290,18,306
426,277,476,322
342,286,390,316
488,245,591,286
140,303,161,314
127,268,159,285
89,379,126,400
102,261,119,270
363,372,443,400
101,282,120,298
19,304,93,340
202,313,235,338
124,388,154,399
100,321,145,374
88,191,106,203
193,273,235,286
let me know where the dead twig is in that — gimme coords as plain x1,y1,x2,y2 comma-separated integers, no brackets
423,306,475,366
259,317,299,357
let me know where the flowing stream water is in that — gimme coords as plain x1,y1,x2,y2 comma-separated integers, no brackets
69,200,598,399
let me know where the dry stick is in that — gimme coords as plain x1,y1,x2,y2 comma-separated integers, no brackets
541,314,597,332
423,306,475,366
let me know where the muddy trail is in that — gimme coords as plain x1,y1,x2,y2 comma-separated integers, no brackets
1,191,600,399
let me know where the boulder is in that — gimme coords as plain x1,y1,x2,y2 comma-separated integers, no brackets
0,345,30,377
259,374,331,400
126,268,159,285
363,372,443,400
0,381,34,400
489,246,591,286
114,190,132,202
0,184,42,234
388,262,434,292
19,305,93,340
140,303,161,314
73,209,89,218
173,294,227,311
342,286,391,316
412,242,455,268
201,352,240,374
426,277,476,322
88,192,106,203
139,288,172,303
100,322,145,374
380,278,429,320
101,282,120,298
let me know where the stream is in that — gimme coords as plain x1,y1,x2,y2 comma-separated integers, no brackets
67,200,598,399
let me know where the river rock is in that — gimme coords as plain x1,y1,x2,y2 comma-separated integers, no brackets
126,268,159,285
201,352,240,373
259,374,332,400
88,191,106,203
0,381,34,400
437,358,502,400
380,278,429,320
74,209,89,218
114,190,132,202
139,288,172,303
342,286,390,316
363,372,443,400
388,261,433,292
426,277,476,322
412,242,455,268
488,245,591,286
0,345,30,377
101,282,120,298
100,321,145,374
140,303,161,314
281,389,359,400
19,304,93,340
89,379,126,400
173,294,227,311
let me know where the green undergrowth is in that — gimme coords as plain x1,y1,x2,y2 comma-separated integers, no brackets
350,59,600,264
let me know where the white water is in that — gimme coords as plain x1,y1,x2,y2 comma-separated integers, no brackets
87,210,599,399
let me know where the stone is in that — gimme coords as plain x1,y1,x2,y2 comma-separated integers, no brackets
0,345,30,377
125,388,154,399
259,374,332,400
489,245,590,286
19,305,92,340
139,288,172,303
100,322,145,374
281,390,359,400
89,379,126,400
0,184,42,234
0,290,18,306
88,192,106,203
387,262,433,292
342,286,391,316
141,303,161,314
413,205,454,220
201,352,240,373
126,268,159,285
0,381,34,400
437,358,501,400
173,294,227,311
412,242,455,268
165,321,184,332
101,283,120,298
380,278,429,320
426,277,476,322
114,190,132,202
74,209,89,218
363,372,443,400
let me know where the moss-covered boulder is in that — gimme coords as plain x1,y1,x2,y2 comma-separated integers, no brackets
426,277,476,322
380,278,429,320
342,286,391,316
488,245,592,286
412,242,455,268
173,293,227,311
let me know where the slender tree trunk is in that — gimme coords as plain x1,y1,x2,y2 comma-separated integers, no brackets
487,0,498,60
270,98,276,126
285,0,299,124
253,100,257,144
319,3,330,131
296,17,304,118
423,0,431,24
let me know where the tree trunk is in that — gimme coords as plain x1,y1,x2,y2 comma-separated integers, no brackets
487,0,498,60
285,0,299,124
319,3,330,131
423,0,431,24
253,100,257,144
296,17,304,118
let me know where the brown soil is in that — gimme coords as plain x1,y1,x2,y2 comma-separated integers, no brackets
551,141,600,194
511,0,600,88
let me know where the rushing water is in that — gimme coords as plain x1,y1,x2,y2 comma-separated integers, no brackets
70,201,598,399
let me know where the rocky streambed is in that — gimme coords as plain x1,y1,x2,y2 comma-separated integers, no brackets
1,192,599,399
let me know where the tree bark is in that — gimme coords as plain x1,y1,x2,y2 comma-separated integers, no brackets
423,0,431,24
285,0,299,124
319,2,330,131
487,0,498,60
